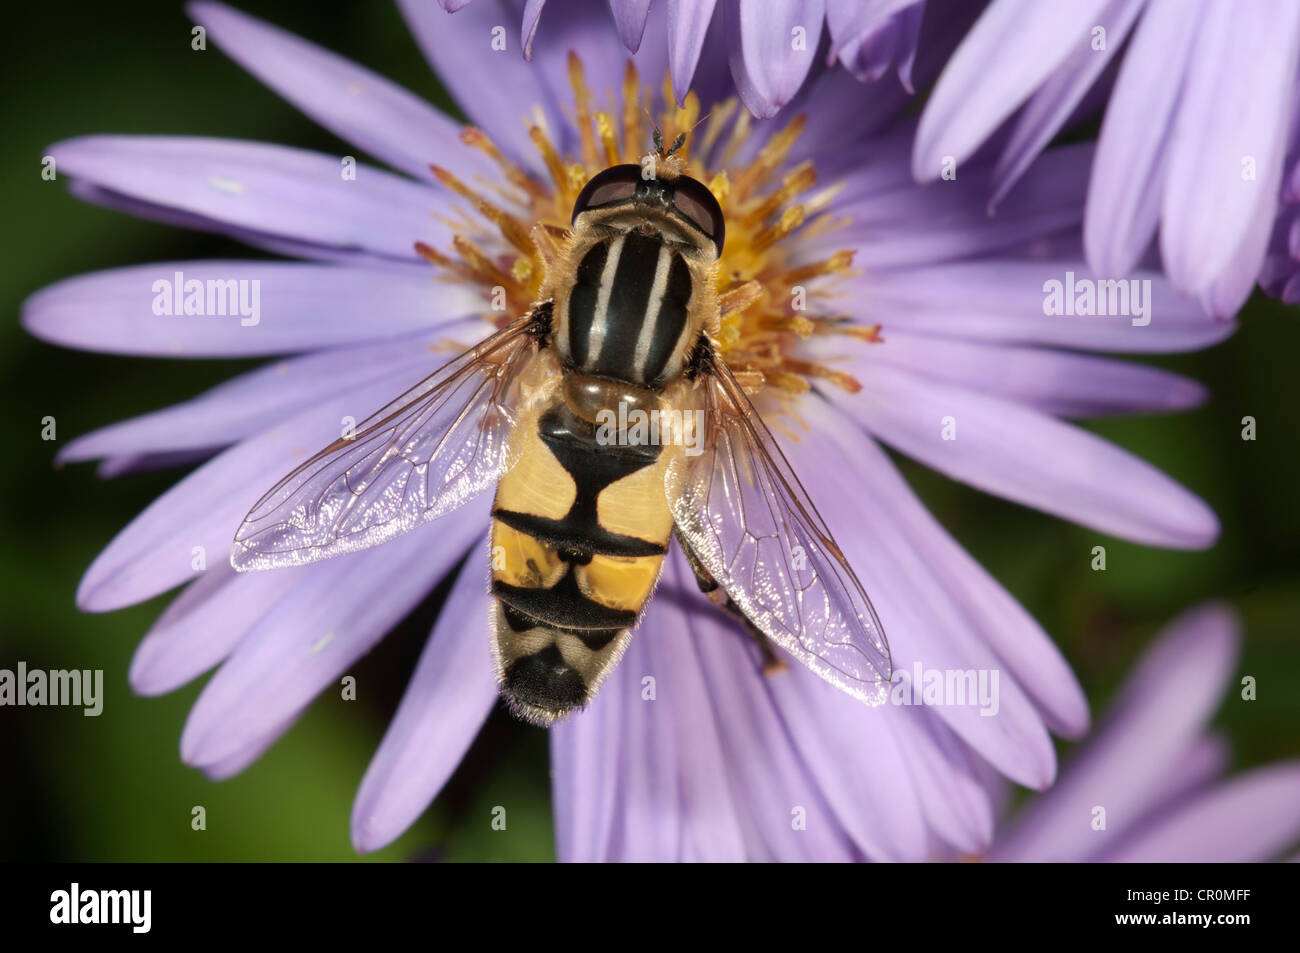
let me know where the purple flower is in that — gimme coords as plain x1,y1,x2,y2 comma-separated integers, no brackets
24,0,1227,859
985,604,1300,862
1261,109,1300,302
446,0,938,117
913,0,1300,317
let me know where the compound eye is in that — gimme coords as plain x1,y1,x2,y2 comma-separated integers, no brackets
571,165,642,224
671,175,725,256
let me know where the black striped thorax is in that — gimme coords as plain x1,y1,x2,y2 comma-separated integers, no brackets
558,229,695,388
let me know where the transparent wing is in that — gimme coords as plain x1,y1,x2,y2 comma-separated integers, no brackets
232,316,542,571
667,355,892,705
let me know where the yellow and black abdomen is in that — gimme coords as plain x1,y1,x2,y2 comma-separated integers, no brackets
489,398,675,724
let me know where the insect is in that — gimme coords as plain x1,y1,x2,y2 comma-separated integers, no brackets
230,132,891,725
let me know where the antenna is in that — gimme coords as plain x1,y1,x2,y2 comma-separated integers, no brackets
640,106,683,157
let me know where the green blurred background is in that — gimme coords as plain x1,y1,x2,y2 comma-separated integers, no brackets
2,1,1296,861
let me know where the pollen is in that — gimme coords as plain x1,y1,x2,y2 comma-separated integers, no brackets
416,54,877,402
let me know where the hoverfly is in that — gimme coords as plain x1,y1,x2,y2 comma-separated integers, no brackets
230,132,890,725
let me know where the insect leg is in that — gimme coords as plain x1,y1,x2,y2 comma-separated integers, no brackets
525,298,554,346
673,528,787,674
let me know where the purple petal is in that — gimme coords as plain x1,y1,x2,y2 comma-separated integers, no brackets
845,19,900,85
200,716,296,781
641,599,752,862
611,613,687,860
1159,0,1300,316
74,368,474,611
719,67,911,186
837,329,1208,418
351,550,498,852
1083,0,1203,278
398,0,568,171
764,64,914,174
804,397,1089,739
97,449,216,479
46,136,448,264
23,262,480,357
990,0,1145,208
552,570,749,862
892,2,923,91
560,563,860,861
1149,733,1230,807
768,123,914,199
180,510,483,769
646,550,936,861
843,259,1234,354
783,423,1060,788
551,657,631,861
57,333,462,462
666,0,718,104
1098,761,1300,862
990,604,1239,861
891,709,996,855
764,644,932,860
593,596,713,862
905,0,986,98
188,2,494,182
1201,200,1287,316
608,0,653,52
826,361,1220,549
525,0,686,124
643,579,754,861
130,561,311,695
825,0,923,86
913,0,1108,181
520,0,545,58
685,574,860,861
825,0,921,59
820,144,1093,269
724,0,825,119
60,181,423,268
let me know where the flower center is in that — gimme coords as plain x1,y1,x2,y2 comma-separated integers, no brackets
416,54,879,407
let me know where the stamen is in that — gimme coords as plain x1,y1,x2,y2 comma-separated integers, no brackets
719,280,766,317
697,97,736,159
414,241,481,286
529,223,565,273
452,234,517,292
779,250,855,286
529,125,572,203
731,116,805,197
566,52,600,169
832,325,883,343
565,163,588,196
766,371,812,395
459,127,546,201
783,360,863,394
759,315,816,338
429,165,533,255
594,111,622,168
717,107,752,171
752,205,805,252
743,163,816,227
510,257,534,286
621,62,642,159
707,171,731,205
